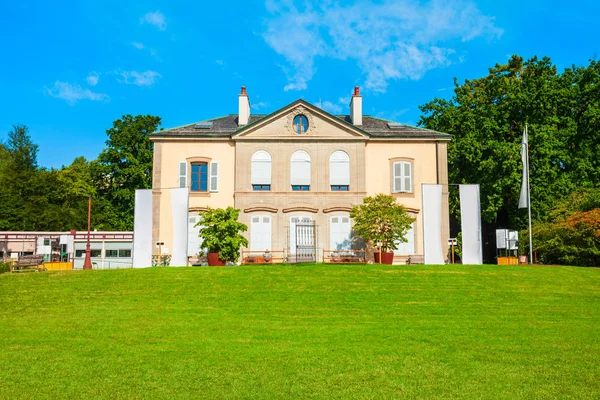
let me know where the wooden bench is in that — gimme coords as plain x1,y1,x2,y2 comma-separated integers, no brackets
407,255,425,265
324,250,366,264
11,255,45,273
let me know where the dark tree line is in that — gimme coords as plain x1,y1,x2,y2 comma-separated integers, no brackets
0,115,160,232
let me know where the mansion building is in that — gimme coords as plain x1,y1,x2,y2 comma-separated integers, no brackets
150,87,451,263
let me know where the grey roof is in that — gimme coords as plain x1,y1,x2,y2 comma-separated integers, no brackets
151,100,451,140
338,115,452,139
152,114,267,137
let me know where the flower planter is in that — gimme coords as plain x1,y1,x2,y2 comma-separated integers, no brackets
207,252,226,266
518,255,528,265
374,251,394,264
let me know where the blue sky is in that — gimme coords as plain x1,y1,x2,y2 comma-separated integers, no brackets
1,0,599,168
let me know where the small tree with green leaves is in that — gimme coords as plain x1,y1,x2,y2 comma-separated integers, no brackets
197,207,248,262
350,194,415,253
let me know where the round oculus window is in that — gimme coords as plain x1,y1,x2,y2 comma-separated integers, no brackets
293,115,309,134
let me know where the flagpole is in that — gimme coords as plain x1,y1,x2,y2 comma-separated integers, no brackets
526,124,533,264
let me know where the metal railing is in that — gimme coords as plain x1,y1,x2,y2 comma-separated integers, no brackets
73,258,133,270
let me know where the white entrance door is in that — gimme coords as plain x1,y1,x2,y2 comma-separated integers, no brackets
250,216,272,251
330,216,351,250
188,216,203,256
289,216,312,255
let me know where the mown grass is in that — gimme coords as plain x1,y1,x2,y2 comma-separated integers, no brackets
1,264,599,399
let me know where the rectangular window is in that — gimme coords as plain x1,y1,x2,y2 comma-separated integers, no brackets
292,185,310,191
191,162,208,192
393,161,413,193
253,185,271,191
76,249,102,257
188,215,206,257
250,215,272,251
330,215,352,250
118,249,132,258
105,250,118,258
394,223,415,255
331,185,349,191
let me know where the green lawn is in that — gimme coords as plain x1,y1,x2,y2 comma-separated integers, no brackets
1,264,599,399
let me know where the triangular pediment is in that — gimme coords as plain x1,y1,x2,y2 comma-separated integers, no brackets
233,100,369,140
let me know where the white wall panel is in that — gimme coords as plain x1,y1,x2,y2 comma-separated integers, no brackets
422,184,445,264
170,187,189,266
133,189,153,268
460,184,483,264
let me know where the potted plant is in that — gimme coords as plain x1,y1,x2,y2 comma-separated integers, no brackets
196,207,249,266
350,194,415,265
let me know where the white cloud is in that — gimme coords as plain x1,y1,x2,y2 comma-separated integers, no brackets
115,70,162,87
86,72,100,86
321,100,342,114
45,81,109,105
284,82,307,91
131,42,145,49
251,101,269,111
262,0,502,92
141,11,167,31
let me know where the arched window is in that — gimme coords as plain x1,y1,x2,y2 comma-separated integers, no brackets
330,150,350,191
251,150,272,191
290,150,311,191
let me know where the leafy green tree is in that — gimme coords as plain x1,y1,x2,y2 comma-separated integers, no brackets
197,207,249,262
95,115,161,230
419,55,581,228
56,157,96,230
418,55,600,264
526,189,600,266
350,194,415,252
569,60,600,187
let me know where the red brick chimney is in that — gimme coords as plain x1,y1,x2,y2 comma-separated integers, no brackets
238,86,250,126
350,86,362,126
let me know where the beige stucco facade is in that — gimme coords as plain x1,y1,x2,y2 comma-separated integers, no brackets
150,97,450,264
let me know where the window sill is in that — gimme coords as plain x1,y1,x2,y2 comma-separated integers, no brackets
392,191,415,198
190,192,211,197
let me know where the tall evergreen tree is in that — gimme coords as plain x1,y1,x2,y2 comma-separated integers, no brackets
0,125,40,230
